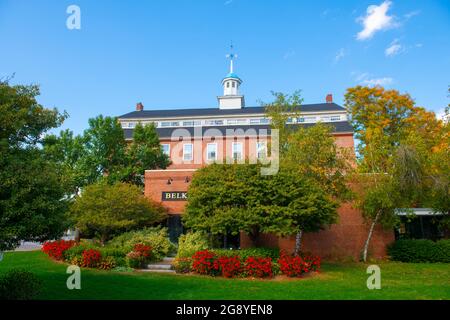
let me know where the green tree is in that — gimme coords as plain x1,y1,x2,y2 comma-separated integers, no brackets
184,163,338,249
345,86,449,260
263,90,303,154
125,123,170,186
70,182,167,244
0,81,69,250
283,123,353,254
45,119,169,191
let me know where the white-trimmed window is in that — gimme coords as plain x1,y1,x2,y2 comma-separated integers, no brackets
256,141,267,159
161,144,170,157
330,115,341,121
232,142,243,161
183,143,193,161
127,122,135,128
206,143,217,161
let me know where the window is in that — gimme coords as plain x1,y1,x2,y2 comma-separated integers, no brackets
297,117,305,123
232,81,235,88
227,119,248,125
227,82,230,88
330,116,341,121
206,143,217,161
160,121,180,127
205,120,224,126
127,122,135,128
304,116,316,123
256,141,267,159
183,143,193,161
250,118,270,125
182,120,201,127
161,144,170,157
232,142,243,161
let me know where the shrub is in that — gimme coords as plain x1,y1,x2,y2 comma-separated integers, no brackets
277,252,320,277
388,239,450,263
70,182,167,244
0,269,42,300
173,257,192,273
192,250,219,276
212,248,280,261
244,257,273,278
176,232,209,258
133,243,152,259
42,240,76,260
82,249,102,268
214,256,242,278
108,227,174,261
126,251,146,269
98,256,116,270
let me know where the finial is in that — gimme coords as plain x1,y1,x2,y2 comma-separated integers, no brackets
226,42,237,73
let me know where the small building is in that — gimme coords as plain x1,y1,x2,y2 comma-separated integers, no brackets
117,51,394,260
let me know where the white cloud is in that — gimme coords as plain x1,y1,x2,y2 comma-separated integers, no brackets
385,39,403,56
362,77,394,86
334,48,345,63
352,72,394,87
404,10,420,19
356,1,398,40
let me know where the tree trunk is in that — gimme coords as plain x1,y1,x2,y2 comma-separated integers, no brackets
248,228,260,247
223,233,228,249
362,210,381,262
74,228,81,243
294,230,303,256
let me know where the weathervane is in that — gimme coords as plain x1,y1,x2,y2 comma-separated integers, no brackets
226,42,237,73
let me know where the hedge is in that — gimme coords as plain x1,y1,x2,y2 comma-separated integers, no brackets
211,248,280,261
387,239,450,263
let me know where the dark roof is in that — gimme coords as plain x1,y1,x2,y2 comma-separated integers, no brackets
123,121,353,139
118,103,346,119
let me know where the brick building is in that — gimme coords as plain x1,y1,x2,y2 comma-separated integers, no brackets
118,53,394,260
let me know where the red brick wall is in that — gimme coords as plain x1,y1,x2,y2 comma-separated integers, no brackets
144,132,395,260
240,202,395,261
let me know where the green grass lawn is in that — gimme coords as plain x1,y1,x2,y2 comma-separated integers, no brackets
1,251,449,300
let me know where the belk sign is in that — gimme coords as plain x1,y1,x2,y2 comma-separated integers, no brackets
162,191,188,201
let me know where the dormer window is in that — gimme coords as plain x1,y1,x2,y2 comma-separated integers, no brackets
227,82,230,88
232,82,235,88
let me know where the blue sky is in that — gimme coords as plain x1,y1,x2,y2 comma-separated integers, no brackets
0,0,449,135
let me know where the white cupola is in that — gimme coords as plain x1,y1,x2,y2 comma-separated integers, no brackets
217,46,245,109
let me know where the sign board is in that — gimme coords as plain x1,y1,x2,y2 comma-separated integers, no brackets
162,191,188,201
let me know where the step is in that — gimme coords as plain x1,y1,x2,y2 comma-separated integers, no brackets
139,269,176,274
147,264,173,270
162,257,175,263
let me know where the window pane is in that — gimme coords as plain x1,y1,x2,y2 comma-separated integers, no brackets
161,144,170,156
207,144,217,160
232,143,242,160
183,144,193,161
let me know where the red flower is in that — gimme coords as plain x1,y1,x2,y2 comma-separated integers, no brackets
278,251,321,277
214,256,242,278
133,243,152,258
192,250,218,275
244,256,273,278
82,249,102,268
42,240,76,260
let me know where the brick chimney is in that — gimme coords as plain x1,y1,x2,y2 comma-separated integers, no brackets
136,102,144,111
326,94,333,104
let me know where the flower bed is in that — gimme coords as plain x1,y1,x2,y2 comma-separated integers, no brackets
41,240,154,271
181,249,321,279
